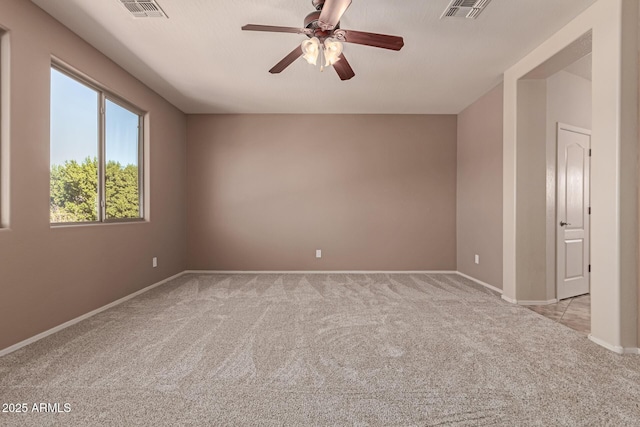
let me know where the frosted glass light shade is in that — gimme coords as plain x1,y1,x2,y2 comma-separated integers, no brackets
301,37,320,65
324,38,343,66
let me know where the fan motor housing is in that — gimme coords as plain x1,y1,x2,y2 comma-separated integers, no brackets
304,10,338,38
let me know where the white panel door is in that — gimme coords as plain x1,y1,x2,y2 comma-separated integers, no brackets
556,123,591,300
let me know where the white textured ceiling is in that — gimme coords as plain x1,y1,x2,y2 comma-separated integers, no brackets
31,0,597,114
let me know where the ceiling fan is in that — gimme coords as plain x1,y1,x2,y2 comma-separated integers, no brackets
242,0,404,81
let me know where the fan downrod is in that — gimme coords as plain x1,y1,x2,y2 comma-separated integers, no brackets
311,0,325,11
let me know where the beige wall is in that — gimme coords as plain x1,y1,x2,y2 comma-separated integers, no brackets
456,84,503,289
0,1,187,350
187,114,457,271
618,0,638,350
515,80,549,301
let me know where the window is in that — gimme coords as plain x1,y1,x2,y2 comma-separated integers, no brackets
50,65,144,224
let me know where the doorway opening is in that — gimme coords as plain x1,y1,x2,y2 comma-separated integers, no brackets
516,33,593,335
504,0,639,352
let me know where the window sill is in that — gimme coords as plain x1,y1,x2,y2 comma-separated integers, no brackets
50,219,148,229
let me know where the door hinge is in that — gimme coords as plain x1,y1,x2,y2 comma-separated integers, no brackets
589,149,592,157
588,264,591,273
588,207,591,215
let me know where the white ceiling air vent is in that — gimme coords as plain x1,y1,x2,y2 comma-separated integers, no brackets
119,0,168,18
441,0,492,20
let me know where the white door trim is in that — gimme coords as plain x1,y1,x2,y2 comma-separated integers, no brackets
557,123,591,135
556,123,591,300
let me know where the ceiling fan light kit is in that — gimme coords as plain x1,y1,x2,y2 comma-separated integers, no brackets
301,37,343,69
242,0,404,81
324,38,343,67
301,37,320,65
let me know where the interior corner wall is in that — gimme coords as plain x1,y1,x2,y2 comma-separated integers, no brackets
186,114,457,271
619,0,639,349
0,1,187,351
456,84,503,289
515,80,548,301
545,70,592,301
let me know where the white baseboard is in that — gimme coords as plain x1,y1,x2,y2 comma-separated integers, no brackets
588,334,625,354
455,272,503,294
0,271,186,358
587,335,638,355
501,294,518,304
185,270,458,275
500,295,558,306
516,299,558,306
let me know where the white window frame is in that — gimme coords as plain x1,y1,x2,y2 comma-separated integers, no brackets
0,29,8,229
50,61,145,225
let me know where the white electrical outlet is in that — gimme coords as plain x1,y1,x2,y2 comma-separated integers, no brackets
152,257,158,268
475,254,480,265
316,249,322,259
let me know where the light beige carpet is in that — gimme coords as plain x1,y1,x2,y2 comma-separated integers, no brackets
1,273,640,426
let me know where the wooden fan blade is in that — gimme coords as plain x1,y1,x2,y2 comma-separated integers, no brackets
318,0,352,30
337,29,404,51
242,24,310,35
333,54,355,81
269,45,304,74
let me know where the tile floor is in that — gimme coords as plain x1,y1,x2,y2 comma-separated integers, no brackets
527,294,590,335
